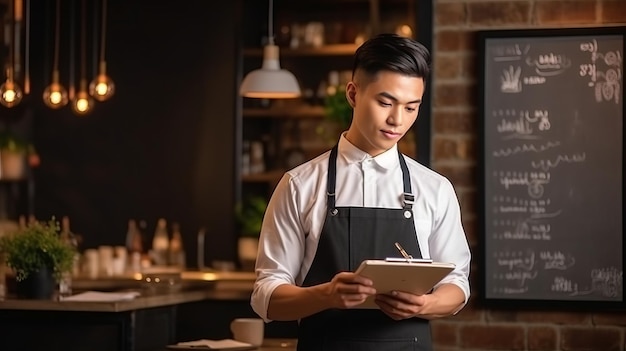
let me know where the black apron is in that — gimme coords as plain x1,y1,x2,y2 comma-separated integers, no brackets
297,145,433,351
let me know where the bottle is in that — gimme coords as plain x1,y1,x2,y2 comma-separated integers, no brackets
151,218,169,266
197,227,206,270
59,216,78,298
138,220,150,269
125,219,143,273
168,222,186,268
125,219,143,253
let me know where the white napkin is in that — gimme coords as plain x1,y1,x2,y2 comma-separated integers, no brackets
61,291,141,302
176,339,253,349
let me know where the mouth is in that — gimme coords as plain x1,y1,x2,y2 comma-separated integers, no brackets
381,130,402,139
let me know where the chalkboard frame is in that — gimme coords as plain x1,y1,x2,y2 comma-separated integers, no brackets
477,26,626,310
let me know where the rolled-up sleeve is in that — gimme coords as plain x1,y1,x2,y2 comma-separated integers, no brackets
250,174,307,322
429,178,471,304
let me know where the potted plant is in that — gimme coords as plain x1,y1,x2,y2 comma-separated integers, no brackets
235,196,267,270
0,218,76,299
323,84,352,130
0,130,39,180
318,79,352,146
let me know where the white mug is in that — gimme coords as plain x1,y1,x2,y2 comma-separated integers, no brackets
230,318,264,346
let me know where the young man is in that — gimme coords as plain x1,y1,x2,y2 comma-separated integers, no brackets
251,33,471,351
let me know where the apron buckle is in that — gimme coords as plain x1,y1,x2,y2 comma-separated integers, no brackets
403,193,415,208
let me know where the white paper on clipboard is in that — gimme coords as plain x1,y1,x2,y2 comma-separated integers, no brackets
354,259,455,309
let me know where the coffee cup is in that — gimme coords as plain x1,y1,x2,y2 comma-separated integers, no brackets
230,318,264,346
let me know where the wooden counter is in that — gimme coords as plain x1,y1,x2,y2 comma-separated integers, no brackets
0,274,256,351
0,288,252,312
0,273,298,351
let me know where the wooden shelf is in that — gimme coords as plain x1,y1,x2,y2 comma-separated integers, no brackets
243,43,359,57
242,105,326,119
241,170,285,183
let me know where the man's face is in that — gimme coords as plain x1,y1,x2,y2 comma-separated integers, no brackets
344,70,425,156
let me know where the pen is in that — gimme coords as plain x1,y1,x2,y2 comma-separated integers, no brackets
394,242,413,260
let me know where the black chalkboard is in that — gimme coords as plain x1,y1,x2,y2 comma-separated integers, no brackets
478,27,625,309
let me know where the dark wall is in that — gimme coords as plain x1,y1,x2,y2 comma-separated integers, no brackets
22,1,238,265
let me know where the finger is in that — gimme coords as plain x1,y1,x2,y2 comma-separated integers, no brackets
339,272,374,286
375,294,414,315
340,283,376,296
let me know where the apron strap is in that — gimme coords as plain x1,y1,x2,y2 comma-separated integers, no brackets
327,145,414,211
398,150,414,210
327,145,338,213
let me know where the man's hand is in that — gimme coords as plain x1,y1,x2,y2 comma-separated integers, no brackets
375,290,428,320
374,284,466,320
325,272,377,309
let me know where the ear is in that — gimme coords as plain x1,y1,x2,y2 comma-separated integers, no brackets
345,82,357,108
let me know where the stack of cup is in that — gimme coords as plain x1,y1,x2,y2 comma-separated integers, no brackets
98,246,114,277
230,318,264,347
83,249,99,279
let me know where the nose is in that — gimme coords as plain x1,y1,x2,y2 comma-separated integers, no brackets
387,106,404,126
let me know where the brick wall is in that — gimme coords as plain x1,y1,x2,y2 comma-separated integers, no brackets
430,1,626,350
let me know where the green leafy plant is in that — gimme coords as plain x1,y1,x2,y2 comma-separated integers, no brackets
0,130,40,167
235,196,268,238
0,219,76,281
323,85,352,129
0,130,31,153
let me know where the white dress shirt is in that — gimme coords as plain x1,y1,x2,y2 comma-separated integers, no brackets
251,135,471,321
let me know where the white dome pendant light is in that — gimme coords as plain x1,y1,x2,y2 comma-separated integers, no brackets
239,0,300,99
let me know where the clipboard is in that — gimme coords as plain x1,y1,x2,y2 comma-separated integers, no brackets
354,258,455,309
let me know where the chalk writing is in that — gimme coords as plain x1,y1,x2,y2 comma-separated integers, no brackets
497,171,551,198
531,153,586,171
540,250,575,270
491,43,530,62
551,276,578,294
580,38,622,104
492,141,561,157
501,65,522,93
483,32,623,304
493,109,552,139
523,76,547,85
526,53,572,76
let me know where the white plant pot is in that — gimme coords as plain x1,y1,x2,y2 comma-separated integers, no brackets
0,150,26,180
238,237,259,271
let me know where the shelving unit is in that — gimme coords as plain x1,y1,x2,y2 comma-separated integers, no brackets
236,0,432,203
242,105,326,119
243,43,359,57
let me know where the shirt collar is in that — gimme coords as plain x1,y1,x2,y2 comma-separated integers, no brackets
337,133,399,170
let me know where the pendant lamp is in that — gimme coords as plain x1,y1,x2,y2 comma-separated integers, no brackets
43,0,69,108
0,0,23,107
71,0,94,115
89,0,114,101
239,0,300,99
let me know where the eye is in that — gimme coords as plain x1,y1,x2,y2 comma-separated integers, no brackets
405,107,416,113
378,100,392,107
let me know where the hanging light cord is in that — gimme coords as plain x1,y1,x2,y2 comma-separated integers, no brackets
268,0,274,45
52,0,61,71
24,0,30,93
7,0,15,81
80,0,87,81
99,0,107,63
68,0,75,98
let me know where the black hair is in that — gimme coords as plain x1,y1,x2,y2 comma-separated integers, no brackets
352,33,431,81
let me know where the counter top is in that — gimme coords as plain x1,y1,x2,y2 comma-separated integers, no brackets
0,269,257,312
0,287,254,312
69,270,256,291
